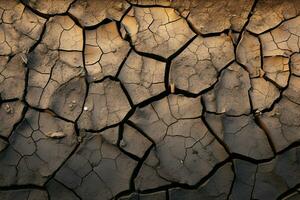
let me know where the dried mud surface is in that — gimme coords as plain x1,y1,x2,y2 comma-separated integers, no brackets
0,0,300,200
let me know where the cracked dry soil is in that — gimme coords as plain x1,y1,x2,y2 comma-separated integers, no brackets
0,0,300,200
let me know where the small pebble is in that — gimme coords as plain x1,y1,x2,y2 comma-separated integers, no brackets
4,104,13,114
120,139,127,148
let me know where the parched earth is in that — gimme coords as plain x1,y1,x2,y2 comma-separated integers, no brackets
1,0,300,199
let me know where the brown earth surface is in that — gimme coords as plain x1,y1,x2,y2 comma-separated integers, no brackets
0,0,300,199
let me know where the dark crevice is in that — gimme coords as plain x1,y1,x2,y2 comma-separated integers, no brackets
120,26,167,62
116,48,133,78
277,184,300,200
117,124,141,161
247,14,300,36
83,18,113,30
74,25,89,137
226,160,236,200
43,142,80,187
0,184,45,191
200,98,231,156
52,178,83,200
126,1,171,9
173,60,235,99
115,144,155,199
3,1,300,199
254,114,277,155
136,158,232,194
250,165,258,199
134,91,168,109
235,0,258,47
126,121,156,145
20,0,51,19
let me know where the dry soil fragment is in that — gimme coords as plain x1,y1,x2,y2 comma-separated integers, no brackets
118,51,166,105
0,109,77,186
205,113,274,160
236,31,262,78
0,101,24,138
78,79,131,130
42,15,83,51
131,95,227,187
137,133,227,186
230,159,257,200
259,97,300,152
99,126,119,145
247,0,300,34
0,189,48,200
121,124,152,158
46,179,80,200
0,55,26,100
55,133,137,200
49,77,87,121
203,62,251,116
130,94,202,143
26,45,86,121
170,35,235,94
23,0,74,14
122,7,195,58
290,53,300,76
259,16,300,57
69,0,130,27
85,22,130,82
250,77,280,111
172,0,254,34
25,15,85,121
0,138,8,152
284,75,300,104
253,147,300,200
134,150,170,190
232,147,300,200
263,56,290,88
169,163,234,200
0,0,46,55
